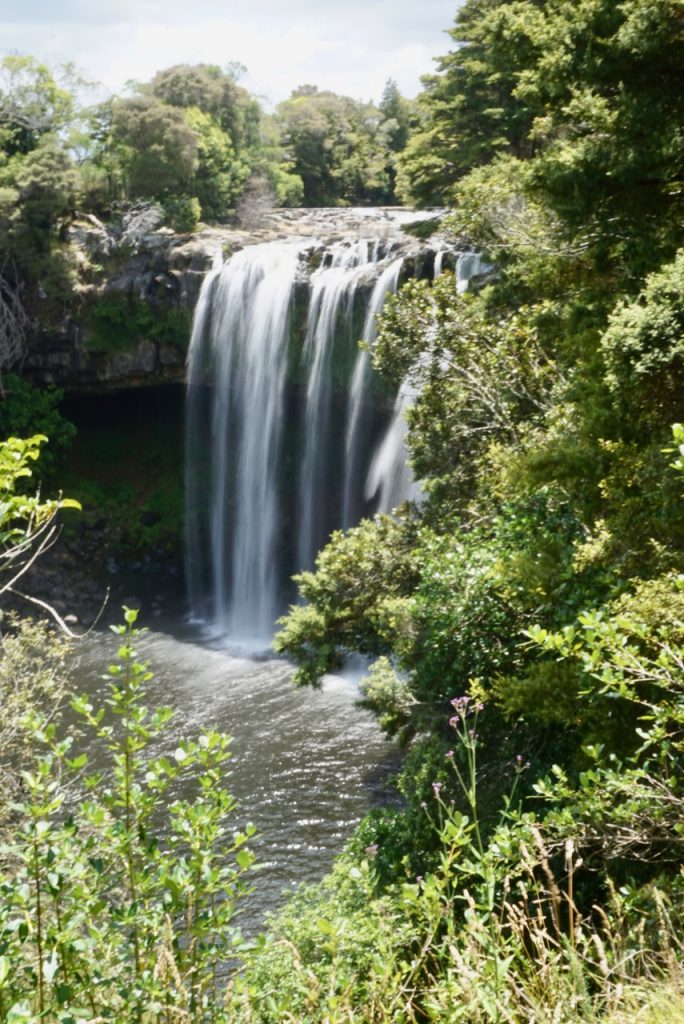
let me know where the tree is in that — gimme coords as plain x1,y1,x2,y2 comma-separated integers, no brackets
379,79,411,154
0,55,75,156
397,0,544,206
276,87,393,206
518,0,684,273
111,95,199,199
183,106,249,220
149,63,261,154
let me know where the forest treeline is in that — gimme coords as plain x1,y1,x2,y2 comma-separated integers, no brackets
0,57,413,299
2,0,684,1020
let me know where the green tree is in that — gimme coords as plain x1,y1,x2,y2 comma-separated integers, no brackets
276,87,393,206
397,0,543,206
111,95,199,199
183,106,249,219
0,55,75,156
149,62,261,153
379,79,411,154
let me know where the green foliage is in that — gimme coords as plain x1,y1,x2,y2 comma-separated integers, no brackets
0,375,75,480
0,616,70,830
274,515,419,686
272,5,684,1015
401,0,684,278
149,63,260,153
0,609,256,1021
0,55,76,155
229,856,411,1023
373,278,558,505
84,293,192,353
358,656,416,738
184,105,249,220
234,697,684,1022
396,0,542,206
0,435,79,549
162,192,202,232
601,252,684,431
57,394,185,558
111,95,199,199
518,0,684,269
276,85,407,207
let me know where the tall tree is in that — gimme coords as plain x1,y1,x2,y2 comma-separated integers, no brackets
276,87,394,206
397,0,544,206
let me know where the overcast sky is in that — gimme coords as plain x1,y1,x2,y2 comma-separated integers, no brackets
0,1,460,107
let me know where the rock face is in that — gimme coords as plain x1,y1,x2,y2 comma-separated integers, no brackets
22,207,450,392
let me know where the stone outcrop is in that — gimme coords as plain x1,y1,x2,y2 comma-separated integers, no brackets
21,207,451,391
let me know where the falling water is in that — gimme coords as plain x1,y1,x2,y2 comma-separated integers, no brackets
456,251,494,293
363,248,492,515
185,243,300,639
297,240,377,571
342,255,405,527
184,224,488,641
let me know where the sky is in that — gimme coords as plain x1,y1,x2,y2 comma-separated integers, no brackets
0,0,460,107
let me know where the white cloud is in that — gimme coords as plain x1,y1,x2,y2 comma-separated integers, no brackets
0,0,459,104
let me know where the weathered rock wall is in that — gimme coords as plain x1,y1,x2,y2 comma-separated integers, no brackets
21,207,450,392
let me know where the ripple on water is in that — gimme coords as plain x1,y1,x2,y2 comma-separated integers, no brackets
72,623,400,934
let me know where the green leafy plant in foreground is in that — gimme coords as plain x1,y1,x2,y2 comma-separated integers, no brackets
232,692,684,1023
0,608,255,1023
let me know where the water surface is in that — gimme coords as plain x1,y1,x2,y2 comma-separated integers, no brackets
73,621,398,933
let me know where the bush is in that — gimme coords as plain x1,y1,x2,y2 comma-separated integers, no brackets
0,609,256,1022
162,193,202,232
0,375,75,482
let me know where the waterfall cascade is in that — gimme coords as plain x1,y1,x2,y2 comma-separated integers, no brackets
185,222,484,643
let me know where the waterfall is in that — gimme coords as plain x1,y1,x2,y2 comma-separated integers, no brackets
363,248,491,515
456,251,494,293
297,240,377,571
365,379,419,514
185,242,300,638
185,237,414,641
185,232,489,641
342,254,404,528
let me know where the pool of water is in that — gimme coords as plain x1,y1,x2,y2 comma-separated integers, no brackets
72,619,399,934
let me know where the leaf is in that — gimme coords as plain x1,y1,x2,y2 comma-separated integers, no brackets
7,1003,32,1024
236,848,253,870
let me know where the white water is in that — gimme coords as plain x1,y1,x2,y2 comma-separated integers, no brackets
363,248,491,514
297,240,379,571
186,243,300,639
185,226,488,641
456,251,494,293
365,378,420,514
186,237,415,641
342,254,405,527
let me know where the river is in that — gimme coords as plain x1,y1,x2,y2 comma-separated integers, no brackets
73,618,399,935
